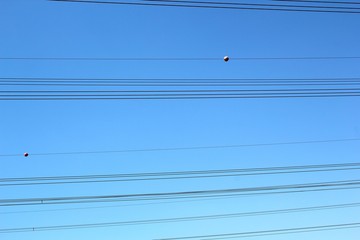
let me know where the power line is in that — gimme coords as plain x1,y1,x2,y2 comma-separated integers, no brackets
2,78,360,86
3,83,360,86
1,88,360,93
49,0,360,14
2,185,359,207
1,91,360,100
1,202,360,233
2,77,360,81
274,0,360,5
1,179,360,206
154,222,360,240
2,56,360,60
1,162,360,187
2,88,360,93
146,0,360,10
0,92,360,101
1,138,358,157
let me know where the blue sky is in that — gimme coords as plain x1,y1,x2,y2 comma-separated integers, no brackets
1,0,360,239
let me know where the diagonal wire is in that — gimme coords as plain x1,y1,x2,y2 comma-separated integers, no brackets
1,202,360,233
49,0,360,14
144,0,360,10
154,222,360,240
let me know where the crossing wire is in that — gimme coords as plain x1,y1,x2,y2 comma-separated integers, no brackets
2,56,360,60
1,202,360,233
49,0,360,14
154,222,360,239
1,162,360,187
274,0,360,5
145,0,360,10
2,77,360,81
1,179,360,206
1,93,360,100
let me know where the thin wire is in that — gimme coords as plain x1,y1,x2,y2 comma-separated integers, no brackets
1,138,358,157
2,168,360,186
2,91,360,97
145,0,360,10
2,88,360,93
3,83,360,87
2,185,360,207
2,56,360,60
1,93,359,100
154,222,360,240
1,179,360,206
2,77,360,82
49,0,360,14
1,202,360,233
3,82,360,87
274,0,360,5
2,162,360,184
0,88,360,94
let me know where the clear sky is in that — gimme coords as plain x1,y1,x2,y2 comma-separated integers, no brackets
1,0,360,239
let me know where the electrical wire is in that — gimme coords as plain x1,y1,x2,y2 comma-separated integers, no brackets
145,0,360,10
274,0,360,5
1,88,360,93
154,222,360,240
0,92,360,101
1,179,360,206
49,0,360,14
1,138,358,157
2,77,360,81
1,202,360,233
2,79,360,86
1,91,360,99
2,88,360,93
1,162,360,187
2,56,360,60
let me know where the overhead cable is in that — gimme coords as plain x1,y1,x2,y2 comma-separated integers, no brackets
1,138,359,157
49,0,360,14
2,56,360,61
1,162,360,187
0,92,360,101
154,222,360,240
274,0,360,5
145,0,360,10
1,179,360,206
1,202,360,233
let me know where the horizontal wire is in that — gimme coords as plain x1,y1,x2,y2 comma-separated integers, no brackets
2,138,357,157
2,91,360,98
3,83,360,87
154,222,360,240
3,56,360,60
1,179,360,206
146,0,360,10
274,0,360,5
2,78,360,82
49,0,360,14
3,161,360,181
2,168,360,187
0,88,360,96
2,88,360,93
1,202,360,233
2,185,360,207
2,162,360,186
1,93,359,100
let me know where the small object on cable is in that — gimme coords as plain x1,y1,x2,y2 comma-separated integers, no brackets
224,56,229,62
24,152,29,157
